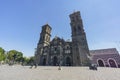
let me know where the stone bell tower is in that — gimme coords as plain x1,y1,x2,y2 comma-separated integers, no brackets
38,24,52,47
69,11,90,66
35,24,52,65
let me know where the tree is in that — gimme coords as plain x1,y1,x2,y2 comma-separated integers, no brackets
21,56,35,65
0,47,6,62
15,52,23,62
21,57,30,65
7,50,23,63
29,56,34,61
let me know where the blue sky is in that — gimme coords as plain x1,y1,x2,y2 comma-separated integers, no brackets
0,0,120,57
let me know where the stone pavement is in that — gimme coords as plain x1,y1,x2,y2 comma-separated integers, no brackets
0,65,120,80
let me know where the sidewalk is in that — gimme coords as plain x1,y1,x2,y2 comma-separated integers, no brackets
0,65,120,80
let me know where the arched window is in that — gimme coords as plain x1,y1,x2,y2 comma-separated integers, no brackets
78,26,81,31
108,59,118,68
76,16,80,21
54,47,57,51
71,17,75,22
74,27,76,32
97,59,105,67
65,45,70,50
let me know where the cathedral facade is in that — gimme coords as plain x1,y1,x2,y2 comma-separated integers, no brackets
34,11,120,67
35,11,90,66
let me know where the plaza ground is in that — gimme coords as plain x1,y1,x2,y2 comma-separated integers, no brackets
0,65,120,80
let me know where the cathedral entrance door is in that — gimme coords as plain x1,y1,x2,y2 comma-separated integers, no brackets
53,56,58,66
98,60,104,67
109,59,117,68
66,57,71,66
43,58,46,65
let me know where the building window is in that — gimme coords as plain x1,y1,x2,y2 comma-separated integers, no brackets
78,26,81,31
71,17,75,22
65,50,71,54
67,46,69,49
55,47,57,51
76,16,80,21
74,27,76,32
98,59,105,67
54,47,57,53
65,45,70,50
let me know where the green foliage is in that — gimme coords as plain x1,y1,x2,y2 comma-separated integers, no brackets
21,56,35,65
7,50,23,63
0,47,35,65
29,56,35,63
22,57,30,65
0,47,6,61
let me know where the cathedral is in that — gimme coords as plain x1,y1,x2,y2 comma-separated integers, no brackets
35,11,120,67
35,11,90,66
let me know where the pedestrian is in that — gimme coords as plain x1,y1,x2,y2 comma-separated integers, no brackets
29,62,33,69
34,63,37,68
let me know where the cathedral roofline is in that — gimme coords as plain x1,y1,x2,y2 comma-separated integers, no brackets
42,23,52,29
90,48,119,55
69,11,81,17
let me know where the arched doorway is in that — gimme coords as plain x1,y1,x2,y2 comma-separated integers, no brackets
53,56,58,66
66,57,71,66
98,59,105,67
108,59,117,68
42,58,46,65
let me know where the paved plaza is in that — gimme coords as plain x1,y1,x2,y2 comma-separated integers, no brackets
0,65,120,80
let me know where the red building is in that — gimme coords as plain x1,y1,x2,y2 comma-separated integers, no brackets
90,48,120,68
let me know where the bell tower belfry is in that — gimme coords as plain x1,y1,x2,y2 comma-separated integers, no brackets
35,24,52,65
69,11,90,66
38,24,52,47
